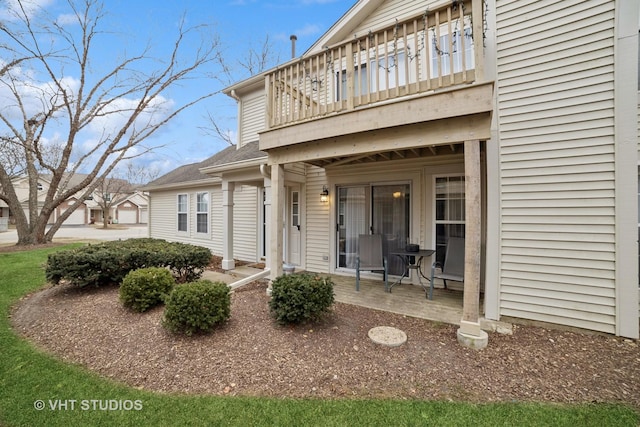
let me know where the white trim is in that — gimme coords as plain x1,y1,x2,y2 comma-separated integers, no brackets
614,0,639,338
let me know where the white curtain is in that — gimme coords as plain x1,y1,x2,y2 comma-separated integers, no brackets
344,187,366,269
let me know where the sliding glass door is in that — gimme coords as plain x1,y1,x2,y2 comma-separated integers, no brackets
337,187,367,269
337,183,410,276
372,184,410,275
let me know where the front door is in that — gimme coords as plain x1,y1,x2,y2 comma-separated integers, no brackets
287,186,301,265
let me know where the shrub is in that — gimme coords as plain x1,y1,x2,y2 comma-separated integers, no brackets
119,267,175,312
163,280,231,335
45,238,211,287
269,273,335,325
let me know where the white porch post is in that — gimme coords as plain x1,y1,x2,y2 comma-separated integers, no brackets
222,180,235,270
269,164,284,280
458,139,488,348
263,174,272,267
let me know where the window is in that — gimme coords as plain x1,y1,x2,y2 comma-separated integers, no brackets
177,194,188,232
196,192,209,234
336,51,411,100
434,176,465,265
291,191,299,228
336,64,368,101
429,17,474,78
371,51,408,91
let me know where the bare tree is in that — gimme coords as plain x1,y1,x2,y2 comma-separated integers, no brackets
0,0,222,245
90,163,158,229
200,35,280,145
91,176,132,229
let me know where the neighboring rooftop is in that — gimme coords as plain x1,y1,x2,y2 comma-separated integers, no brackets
144,142,266,188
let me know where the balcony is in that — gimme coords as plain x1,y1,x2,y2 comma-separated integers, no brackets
262,0,490,153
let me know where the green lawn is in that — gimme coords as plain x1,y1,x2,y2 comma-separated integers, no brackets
0,245,637,427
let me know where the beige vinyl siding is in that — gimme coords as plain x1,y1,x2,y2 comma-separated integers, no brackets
148,185,259,262
496,0,616,333
353,0,439,34
232,185,259,262
240,93,265,146
305,166,330,273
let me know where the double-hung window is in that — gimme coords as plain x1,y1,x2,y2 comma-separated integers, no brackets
177,194,188,232
196,192,209,234
434,176,466,265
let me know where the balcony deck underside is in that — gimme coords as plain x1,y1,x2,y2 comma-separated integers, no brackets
261,83,493,167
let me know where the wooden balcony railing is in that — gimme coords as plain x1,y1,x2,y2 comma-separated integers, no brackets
265,0,484,129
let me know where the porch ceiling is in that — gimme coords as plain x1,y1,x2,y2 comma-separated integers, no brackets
305,142,464,168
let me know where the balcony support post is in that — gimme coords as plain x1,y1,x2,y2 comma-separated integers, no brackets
457,139,487,349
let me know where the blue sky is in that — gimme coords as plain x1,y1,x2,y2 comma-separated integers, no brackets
1,0,356,178
95,0,358,176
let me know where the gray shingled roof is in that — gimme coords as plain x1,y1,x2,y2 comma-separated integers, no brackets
145,141,267,188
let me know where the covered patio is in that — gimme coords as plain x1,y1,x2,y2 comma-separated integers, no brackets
330,274,469,325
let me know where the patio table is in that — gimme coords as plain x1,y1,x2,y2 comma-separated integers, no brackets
389,249,435,296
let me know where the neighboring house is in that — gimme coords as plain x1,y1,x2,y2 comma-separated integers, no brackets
0,173,148,226
144,0,639,340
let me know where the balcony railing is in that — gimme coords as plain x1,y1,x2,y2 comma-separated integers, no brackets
265,0,484,129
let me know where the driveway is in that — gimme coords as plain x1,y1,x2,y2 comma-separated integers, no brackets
0,224,149,245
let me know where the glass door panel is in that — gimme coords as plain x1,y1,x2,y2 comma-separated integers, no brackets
337,186,368,269
372,184,410,276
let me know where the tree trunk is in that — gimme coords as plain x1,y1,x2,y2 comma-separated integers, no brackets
102,208,109,229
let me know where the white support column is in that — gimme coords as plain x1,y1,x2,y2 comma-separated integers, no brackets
222,180,235,271
458,140,488,349
269,164,285,280
263,174,272,266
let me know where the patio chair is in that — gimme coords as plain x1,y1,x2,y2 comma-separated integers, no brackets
355,234,389,292
428,237,465,300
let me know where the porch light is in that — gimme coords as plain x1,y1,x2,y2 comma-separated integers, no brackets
320,186,329,203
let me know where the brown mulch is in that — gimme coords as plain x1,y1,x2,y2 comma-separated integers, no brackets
9,278,640,408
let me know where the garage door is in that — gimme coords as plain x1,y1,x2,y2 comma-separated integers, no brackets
117,209,137,224
63,207,85,225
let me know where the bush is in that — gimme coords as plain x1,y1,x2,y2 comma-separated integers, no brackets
163,280,231,335
119,267,175,312
269,273,335,325
45,238,211,287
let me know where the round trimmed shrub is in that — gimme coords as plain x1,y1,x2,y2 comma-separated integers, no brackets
269,273,335,325
163,280,231,335
119,267,175,312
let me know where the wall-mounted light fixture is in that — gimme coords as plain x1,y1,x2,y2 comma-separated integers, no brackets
320,185,329,203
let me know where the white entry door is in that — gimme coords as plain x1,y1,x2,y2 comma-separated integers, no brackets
287,186,301,265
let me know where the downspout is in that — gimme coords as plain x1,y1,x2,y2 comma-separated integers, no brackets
228,268,271,290
230,90,241,147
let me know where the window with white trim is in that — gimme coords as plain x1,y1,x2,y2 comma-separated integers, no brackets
177,194,188,232
196,192,209,234
434,176,465,265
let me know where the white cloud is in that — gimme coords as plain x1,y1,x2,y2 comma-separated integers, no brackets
0,63,81,121
0,0,54,22
87,95,176,138
55,13,78,26
294,23,321,37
